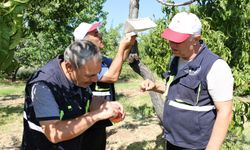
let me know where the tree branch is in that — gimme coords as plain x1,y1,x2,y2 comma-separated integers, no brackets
156,0,196,6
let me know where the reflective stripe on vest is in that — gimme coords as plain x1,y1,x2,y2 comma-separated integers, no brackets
163,75,174,97
95,86,110,91
195,83,202,105
85,99,90,113
92,91,111,96
23,111,43,133
169,100,215,112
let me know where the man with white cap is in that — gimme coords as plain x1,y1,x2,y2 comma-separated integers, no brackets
140,12,233,150
74,21,136,150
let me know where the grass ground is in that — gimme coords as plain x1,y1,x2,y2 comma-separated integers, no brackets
0,78,164,149
0,78,249,149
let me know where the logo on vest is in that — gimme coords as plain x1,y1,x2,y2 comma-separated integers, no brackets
188,66,201,75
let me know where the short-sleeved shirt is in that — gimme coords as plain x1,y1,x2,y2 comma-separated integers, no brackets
178,58,234,102
31,82,60,119
31,82,83,120
97,56,112,80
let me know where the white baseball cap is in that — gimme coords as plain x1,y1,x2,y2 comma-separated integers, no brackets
161,12,202,43
73,22,101,40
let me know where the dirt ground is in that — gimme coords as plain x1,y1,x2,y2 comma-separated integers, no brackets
1,95,249,149
106,116,163,150
0,97,163,150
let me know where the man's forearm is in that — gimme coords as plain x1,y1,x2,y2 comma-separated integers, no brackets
206,101,233,150
101,48,125,83
40,111,101,143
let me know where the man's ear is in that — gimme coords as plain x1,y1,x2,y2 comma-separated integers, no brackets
194,35,201,42
192,35,201,46
84,34,89,40
65,61,74,73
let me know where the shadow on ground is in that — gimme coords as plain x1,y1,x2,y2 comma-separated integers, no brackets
0,95,23,101
0,104,23,124
125,133,165,150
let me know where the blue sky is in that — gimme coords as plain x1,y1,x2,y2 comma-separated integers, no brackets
103,0,165,28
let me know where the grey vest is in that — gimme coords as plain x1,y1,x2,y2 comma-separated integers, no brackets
22,55,91,150
163,43,220,149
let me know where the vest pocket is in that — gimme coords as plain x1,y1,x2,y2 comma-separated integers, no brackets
179,76,200,90
177,77,201,105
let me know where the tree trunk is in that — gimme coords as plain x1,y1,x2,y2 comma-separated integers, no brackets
129,0,139,19
11,67,20,82
128,1,164,122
